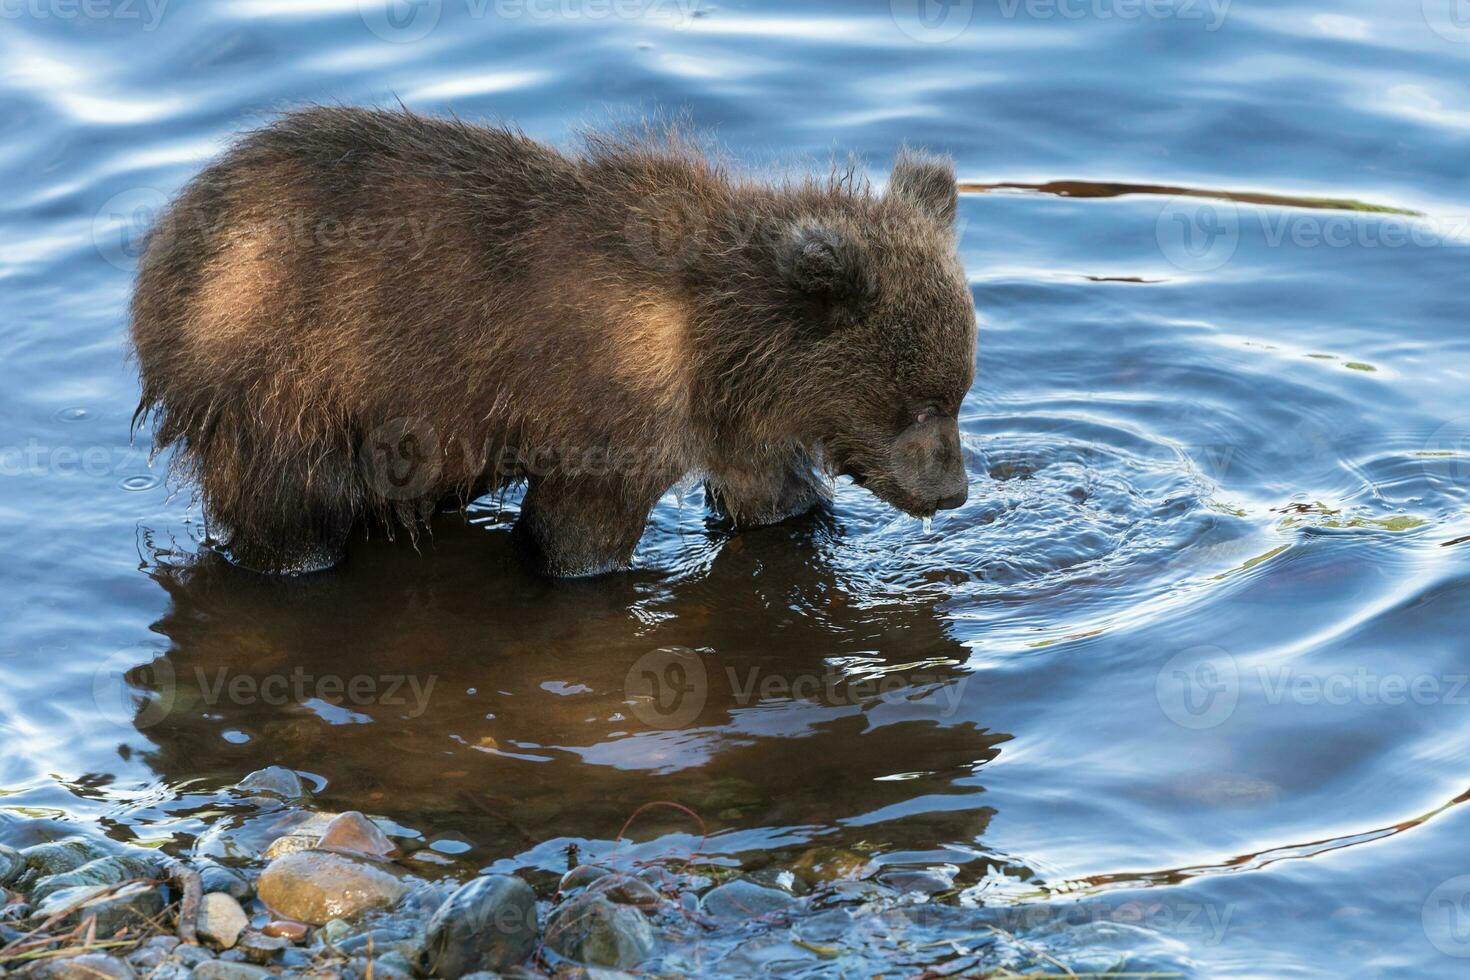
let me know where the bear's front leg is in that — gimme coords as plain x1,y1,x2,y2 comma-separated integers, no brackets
513,474,668,577
707,456,829,528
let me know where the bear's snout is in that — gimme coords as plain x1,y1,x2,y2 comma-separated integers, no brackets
888,416,968,516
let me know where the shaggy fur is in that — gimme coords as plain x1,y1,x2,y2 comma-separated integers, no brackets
130,107,976,576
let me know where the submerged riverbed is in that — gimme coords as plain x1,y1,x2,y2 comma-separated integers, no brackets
4,1,1470,975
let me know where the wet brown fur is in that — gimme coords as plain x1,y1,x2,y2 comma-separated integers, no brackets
130,107,975,576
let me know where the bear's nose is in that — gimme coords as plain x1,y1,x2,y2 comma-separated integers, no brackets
935,487,968,511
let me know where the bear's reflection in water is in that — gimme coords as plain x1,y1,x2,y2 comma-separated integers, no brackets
131,508,1010,873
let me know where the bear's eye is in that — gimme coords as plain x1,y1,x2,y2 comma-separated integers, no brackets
914,407,938,425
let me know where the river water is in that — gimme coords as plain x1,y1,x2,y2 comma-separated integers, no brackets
3,1,1470,975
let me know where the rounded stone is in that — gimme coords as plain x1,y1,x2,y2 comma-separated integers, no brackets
700,879,800,921
419,874,538,977
545,894,654,969
316,811,396,860
233,766,308,801
256,850,409,925
0,845,23,887
197,892,249,949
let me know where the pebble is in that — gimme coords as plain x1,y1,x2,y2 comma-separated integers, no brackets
197,892,250,949
257,850,409,925
193,962,275,980
317,812,396,860
558,864,613,893
701,879,801,921
235,929,291,964
198,860,254,901
169,943,219,968
419,874,539,977
34,882,165,937
591,874,661,910
125,936,181,971
26,953,135,980
234,766,308,801
348,956,411,980
263,919,310,942
0,845,23,886
545,894,655,969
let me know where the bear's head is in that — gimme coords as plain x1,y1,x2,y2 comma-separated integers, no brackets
775,151,976,518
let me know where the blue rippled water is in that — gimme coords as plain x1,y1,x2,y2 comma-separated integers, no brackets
4,1,1470,975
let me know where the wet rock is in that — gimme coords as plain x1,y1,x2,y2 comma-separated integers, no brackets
375,951,415,976
198,892,249,949
257,850,409,925
169,943,218,968
701,879,800,920
879,869,955,896
822,879,895,904
263,835,321,860
33,882,165,937
234,766,308,801
235,929,291,964
193,962,275,980
791,847,875,885
558,864,613,893
263,919,309,942
419,874,538,977
125,936,179,972
546,894,654,969
594,874,660,910
30,853,163,904
744,866,811,896
348,956,411,980
198,860,253,901
0,845,23,886
320,917,353,944
27,953,135,980
317,812,396,861
18,837,124,880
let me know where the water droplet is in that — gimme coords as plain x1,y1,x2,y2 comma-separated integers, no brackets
119,474,160,492
54,407,92,423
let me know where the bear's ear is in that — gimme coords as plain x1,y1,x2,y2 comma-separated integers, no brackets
890,150,957,226
779,221,870,321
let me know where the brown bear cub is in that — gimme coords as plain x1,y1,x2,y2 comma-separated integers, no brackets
130,107,975,577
